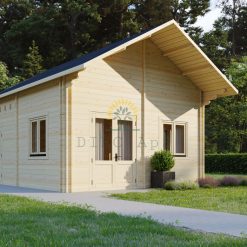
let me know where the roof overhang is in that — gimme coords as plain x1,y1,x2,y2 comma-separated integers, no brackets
150,21,238,103
0,20,238,101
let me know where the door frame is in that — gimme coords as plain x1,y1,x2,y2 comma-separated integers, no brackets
90,111,137,189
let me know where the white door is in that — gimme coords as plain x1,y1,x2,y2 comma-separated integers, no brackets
91,112,137,189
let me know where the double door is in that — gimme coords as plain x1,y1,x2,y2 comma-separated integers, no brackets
91,112,137,189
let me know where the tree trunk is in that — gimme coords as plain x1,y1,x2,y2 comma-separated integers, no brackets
232,0,236,55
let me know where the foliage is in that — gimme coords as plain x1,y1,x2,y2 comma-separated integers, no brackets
198,177,220,188
1,195,246,246
205,57,247,153
218,0,247,56
170,0,210,29
0,0,211,81
164,181,198,190
134,0,209,34
199,19,231,70
151,150,175,171
202,1,247,153
112,187,247,215
240,178,247,186
199,175,247,188
134,0,172,29
22,40,43,78
94,0,140,48
205,154,247,174
220,176,241,186
0,62,20,92
0,0,101,75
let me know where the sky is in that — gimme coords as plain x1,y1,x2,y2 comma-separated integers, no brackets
195,0,223,32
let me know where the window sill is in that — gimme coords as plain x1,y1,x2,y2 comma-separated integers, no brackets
29,154,48,160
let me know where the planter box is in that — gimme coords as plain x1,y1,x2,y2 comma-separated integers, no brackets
151,171,175,188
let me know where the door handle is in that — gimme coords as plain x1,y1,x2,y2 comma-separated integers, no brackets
115,153,122,161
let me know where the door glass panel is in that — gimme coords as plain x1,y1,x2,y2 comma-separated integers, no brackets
163,124,172,151
95,119,112,160
118,120,132,160
40,119,46,153
176,125,185,154
31,121,37,153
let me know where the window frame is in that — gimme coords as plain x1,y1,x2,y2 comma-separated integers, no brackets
162,121,187,157
30,116,47,157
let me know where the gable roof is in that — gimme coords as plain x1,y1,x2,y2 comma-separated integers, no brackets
0,20,238,101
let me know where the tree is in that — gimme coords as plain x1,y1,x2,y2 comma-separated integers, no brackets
93,0,140,48
0,62,20,92
134,0,172,29
201,2,247,153
199,19,231,71
23,40,43,78
2,1,101,74
170,0,210,29
229,5,247,56
134,0,210,31
58,0,101,59
218,0,247,56
206,57,247,153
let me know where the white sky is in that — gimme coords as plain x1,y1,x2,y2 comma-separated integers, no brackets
195,0,223,32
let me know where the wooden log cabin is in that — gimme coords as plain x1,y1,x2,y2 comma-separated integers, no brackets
0,20,238,192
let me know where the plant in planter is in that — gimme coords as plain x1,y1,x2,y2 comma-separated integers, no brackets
151,150,175,188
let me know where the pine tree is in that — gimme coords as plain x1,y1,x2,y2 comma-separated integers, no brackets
218,1,247,56
134,0,210,30
0,62,20,92
23,40,43,79
134,0,172,30
94,0,140,48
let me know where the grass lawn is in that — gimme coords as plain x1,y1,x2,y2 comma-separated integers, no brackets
112,187,247,216
0,195,247,246
206,173,247,180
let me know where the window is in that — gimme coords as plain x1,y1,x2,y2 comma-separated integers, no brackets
163,124,172,151
163,122,186,156
95,119,112,160
175,124,185,155
30,117,47,156
31,121,38,153
40,120,46,153
118,120,133,160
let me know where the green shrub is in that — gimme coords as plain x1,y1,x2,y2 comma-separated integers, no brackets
239,179,247,186
164,181,198,190
164,181,181,190
151,150,174,172
179,181,199,190
205,154,247,174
